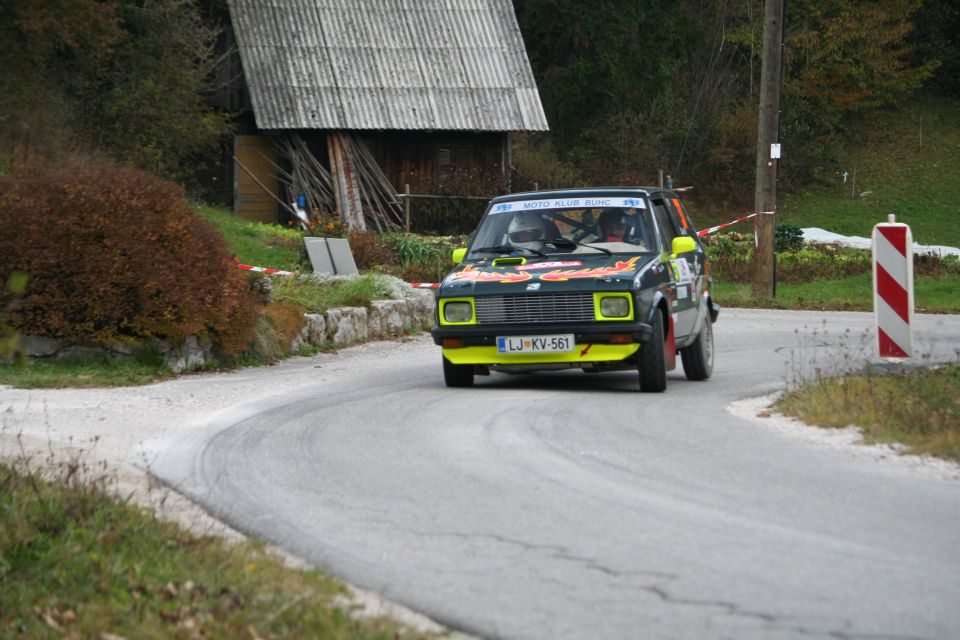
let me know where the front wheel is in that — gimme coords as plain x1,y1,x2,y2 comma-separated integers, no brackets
680,318,714,381
637,310,666,392
442,355,474,387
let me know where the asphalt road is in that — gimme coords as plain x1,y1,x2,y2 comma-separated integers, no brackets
148,309,960,640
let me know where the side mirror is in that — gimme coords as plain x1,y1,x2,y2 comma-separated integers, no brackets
452,247,467,265
671,236,696,258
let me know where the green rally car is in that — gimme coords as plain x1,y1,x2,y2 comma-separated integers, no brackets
431,187,719,391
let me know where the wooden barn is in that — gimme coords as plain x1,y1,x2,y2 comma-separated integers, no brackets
211,0,549,230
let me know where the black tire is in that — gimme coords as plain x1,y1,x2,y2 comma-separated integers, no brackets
680,318,714,381
442,355,474,387
638,309,667,392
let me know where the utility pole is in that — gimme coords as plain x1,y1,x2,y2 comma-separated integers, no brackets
752,0,784,299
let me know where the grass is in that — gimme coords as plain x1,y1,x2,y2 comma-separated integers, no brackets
713,272,960,314
780,96,960,248
270,273,406,315
0,356,171,389
775,364,960,463
195,204,306,271
0,458,431,639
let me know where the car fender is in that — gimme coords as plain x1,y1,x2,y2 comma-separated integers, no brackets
635,289,672,349
638,289,670,328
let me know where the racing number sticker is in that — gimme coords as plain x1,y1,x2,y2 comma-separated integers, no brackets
671,258,693,284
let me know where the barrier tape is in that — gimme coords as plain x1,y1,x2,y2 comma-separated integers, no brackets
697,211,776,238
237,262,294,276
235,260,439,288
697,213,757,237
696,210,775,238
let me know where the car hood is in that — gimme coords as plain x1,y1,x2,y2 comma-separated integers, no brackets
438,253,660,295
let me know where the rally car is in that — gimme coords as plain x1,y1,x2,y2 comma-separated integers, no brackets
431,187,719,391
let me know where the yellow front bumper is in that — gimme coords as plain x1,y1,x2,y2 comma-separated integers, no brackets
442,343,640,365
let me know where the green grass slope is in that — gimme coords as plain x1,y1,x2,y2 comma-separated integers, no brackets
195,205,305,271
781,96,960,248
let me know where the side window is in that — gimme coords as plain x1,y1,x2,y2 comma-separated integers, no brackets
651,198,677,251
665,198,693,236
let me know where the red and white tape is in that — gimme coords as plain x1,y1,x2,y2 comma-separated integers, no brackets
697,210,775,237
697,213,757,237
235,261,438,289
237,262,294,276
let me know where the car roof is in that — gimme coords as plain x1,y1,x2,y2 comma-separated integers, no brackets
489,187,677,204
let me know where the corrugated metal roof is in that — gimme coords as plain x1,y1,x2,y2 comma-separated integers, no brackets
227,0,549,132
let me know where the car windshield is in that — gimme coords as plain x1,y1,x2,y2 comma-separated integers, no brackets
467,196,657,258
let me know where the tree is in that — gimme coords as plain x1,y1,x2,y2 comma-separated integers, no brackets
0,0,231,190
513,0,946,205
779,0,936,181
514,0,700,160
912,0,960,97
0,0,122,167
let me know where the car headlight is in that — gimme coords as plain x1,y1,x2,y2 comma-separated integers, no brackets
600,296,630,318
443,301,473,323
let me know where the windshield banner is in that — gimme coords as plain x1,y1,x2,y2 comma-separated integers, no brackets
490,197,647,214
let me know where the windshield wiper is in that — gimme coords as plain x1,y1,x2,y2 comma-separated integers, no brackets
471,245,548,257
546,237,612,255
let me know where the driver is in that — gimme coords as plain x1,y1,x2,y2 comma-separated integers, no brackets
598,208,629,242
507,212,547,250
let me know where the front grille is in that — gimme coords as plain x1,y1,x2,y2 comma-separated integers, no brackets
475,293,595,324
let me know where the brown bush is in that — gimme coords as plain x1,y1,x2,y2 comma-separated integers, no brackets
348,230,398,270
0,165,259,354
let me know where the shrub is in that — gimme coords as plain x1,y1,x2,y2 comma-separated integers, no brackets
347,230,399,271
381,233,446,267
704,233,873,284
914,252,960,278
345,230,461,282
270,273,411,314
0,165,259,354
261,302,306,350
775,223,805,252
1,272,28,366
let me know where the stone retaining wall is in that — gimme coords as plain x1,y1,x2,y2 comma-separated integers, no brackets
23,293,435,374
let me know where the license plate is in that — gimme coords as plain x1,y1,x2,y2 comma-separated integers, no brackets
496,334,575,354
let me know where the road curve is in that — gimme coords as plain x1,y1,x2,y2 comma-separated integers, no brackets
147,309,960,640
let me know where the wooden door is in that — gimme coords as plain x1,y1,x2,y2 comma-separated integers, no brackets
234,135,279,223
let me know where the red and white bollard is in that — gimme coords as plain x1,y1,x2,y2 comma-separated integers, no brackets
872,214,914,361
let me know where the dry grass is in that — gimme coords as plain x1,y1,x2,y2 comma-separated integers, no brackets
776,363,960,462
0,443,436,640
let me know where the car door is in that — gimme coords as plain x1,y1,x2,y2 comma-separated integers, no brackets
666,195,707,339
651,195,698,340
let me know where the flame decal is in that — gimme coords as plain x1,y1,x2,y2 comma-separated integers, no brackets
539,256,642,281
451,265,532,284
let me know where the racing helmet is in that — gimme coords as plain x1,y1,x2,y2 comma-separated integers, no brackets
599,208,628,239
507,212,546,249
